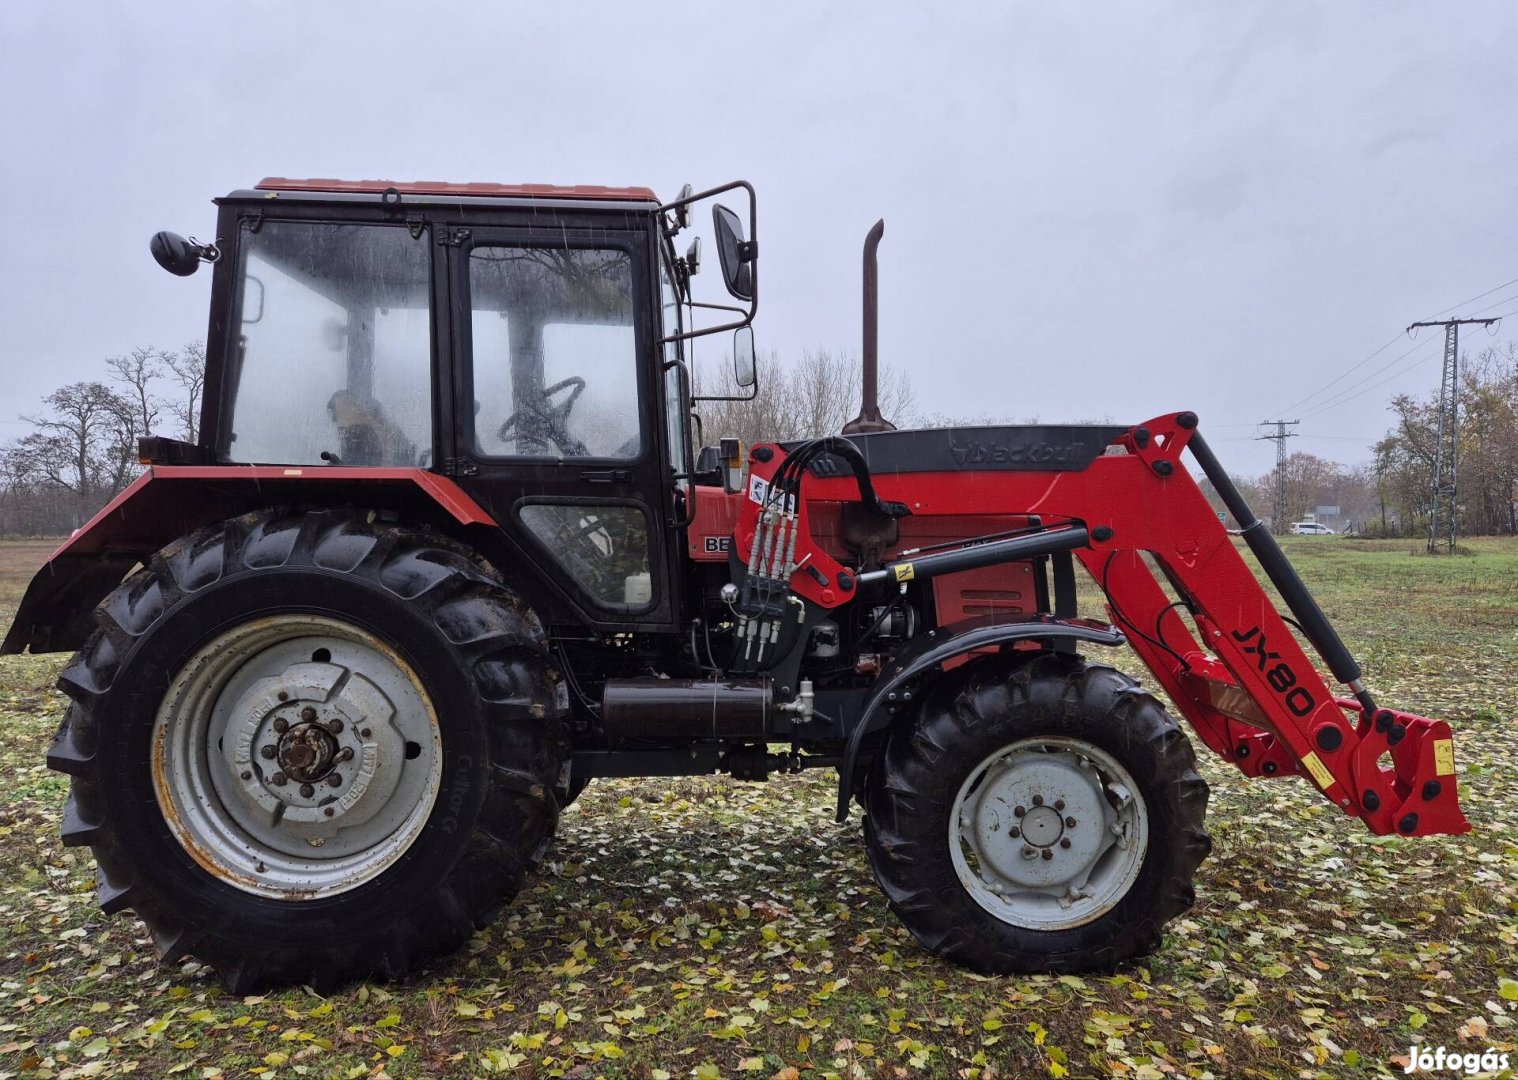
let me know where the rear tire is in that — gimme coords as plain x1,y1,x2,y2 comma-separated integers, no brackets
863,652,1210,973
50,508,562,992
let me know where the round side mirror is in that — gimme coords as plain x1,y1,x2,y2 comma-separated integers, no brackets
150,231,203,277
733,326,756,388
712,204,754,301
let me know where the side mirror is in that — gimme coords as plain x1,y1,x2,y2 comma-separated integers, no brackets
712,204,754,301
733,326,756,388
151,231,217,277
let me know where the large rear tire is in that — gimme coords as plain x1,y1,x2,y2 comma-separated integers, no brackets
50,508,562,992
863,652,1210,973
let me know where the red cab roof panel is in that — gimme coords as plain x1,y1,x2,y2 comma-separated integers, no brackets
256,177,659,202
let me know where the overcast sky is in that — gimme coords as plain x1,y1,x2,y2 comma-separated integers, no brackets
2,1,1514,476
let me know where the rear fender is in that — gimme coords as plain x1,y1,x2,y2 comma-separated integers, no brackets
2,466,495,655
833,614,1125,820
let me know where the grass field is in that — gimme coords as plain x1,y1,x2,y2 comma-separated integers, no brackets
0,536,1515,1079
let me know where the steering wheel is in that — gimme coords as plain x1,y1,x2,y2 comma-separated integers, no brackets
496,376,588,455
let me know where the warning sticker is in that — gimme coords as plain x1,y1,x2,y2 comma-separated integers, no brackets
1301,751,1335,791
893,563,915,583
1433,738,1455,776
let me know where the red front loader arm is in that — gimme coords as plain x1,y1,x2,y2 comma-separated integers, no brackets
744,414,1469,839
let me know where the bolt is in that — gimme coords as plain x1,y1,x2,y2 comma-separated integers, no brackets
1054,800,1065,812
361,728,372,739
1009,826,1021,838
300,783,315,798
240,770,252,781
273,717,289,734
301,706,317,722
1013,805,1026,818
277,691,289,702
1059,838,1072,849
1041,849,1054,860
1065,816,1077,828
326,718,344,734
260,745,277,759
271,772,287,786
327,773,343,788
324,807,334,817
1032,795,1044,806
335,747,354,763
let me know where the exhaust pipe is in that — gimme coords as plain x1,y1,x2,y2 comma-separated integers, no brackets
843,219,895,435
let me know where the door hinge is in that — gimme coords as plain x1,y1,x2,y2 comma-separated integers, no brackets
439,227,472,247
406,216,427,240
580,468,632,484
441,457,478,477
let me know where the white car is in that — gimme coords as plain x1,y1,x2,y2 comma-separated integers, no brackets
1290,521,1335,535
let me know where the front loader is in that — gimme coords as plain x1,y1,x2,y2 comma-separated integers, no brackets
5,177,1468,991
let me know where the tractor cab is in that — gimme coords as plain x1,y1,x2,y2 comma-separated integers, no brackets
151,178,757,631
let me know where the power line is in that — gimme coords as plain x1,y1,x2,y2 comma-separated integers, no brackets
1296,338,1441,420
1271,274,1518,417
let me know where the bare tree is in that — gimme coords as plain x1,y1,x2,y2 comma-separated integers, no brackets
163,342,206,442
105,346,165,438
693,347,915,447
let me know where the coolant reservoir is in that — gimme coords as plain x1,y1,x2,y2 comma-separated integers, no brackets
624,572,652,606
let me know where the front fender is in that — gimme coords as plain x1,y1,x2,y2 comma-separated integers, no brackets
3,466,495,655
833,614,1125,821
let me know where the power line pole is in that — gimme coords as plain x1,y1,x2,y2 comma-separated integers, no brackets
1258,420,1299,535
1406,317,1498,554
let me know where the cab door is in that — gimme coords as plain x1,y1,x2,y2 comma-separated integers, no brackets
443,224,677,631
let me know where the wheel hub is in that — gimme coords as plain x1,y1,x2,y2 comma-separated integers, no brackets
1019,805,1064,847
277,722,338,782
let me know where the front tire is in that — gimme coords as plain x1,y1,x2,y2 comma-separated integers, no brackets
863,652,1210,973
50,508,562,991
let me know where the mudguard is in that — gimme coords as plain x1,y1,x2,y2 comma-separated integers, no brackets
833,613,1125,820
2,466,494,655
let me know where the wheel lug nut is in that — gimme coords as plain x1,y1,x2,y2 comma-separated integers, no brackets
1059,838,1072,849
336,747,354,763
1041,849,1054,860
300,783,315,798
1009,827,1021,838
326,718,344,734
1065,816,1077,828
301,706,317,722
327,773,343,788
260,745,277,759
273,717,289,734
1013,806,1026,818
271,772,287,786
1054,800,1065,811
1032,795,1044,806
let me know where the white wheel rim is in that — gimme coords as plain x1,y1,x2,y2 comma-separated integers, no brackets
151,615,443,899
949,736,1149,930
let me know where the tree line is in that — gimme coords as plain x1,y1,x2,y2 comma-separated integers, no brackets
6,338,1513,542
1,345,204,535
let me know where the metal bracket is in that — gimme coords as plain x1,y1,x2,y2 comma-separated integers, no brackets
440,457,478,477
238,210,264,234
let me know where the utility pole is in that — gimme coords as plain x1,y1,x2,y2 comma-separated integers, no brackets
1258,420,1299,535
1406,318,1499,554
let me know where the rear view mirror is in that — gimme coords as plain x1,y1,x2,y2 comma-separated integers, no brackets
712,204,754,301
733,326,756,388
151,231,219,277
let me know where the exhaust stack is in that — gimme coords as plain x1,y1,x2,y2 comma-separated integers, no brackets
842,219,896,435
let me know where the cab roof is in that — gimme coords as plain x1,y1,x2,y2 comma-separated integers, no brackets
255,177,659,202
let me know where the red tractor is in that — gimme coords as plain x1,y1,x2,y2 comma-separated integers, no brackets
6,178,1468,992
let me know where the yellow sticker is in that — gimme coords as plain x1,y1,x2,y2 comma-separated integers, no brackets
1301,751,1335,791
1433,738,1455,776
893,563,915,583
